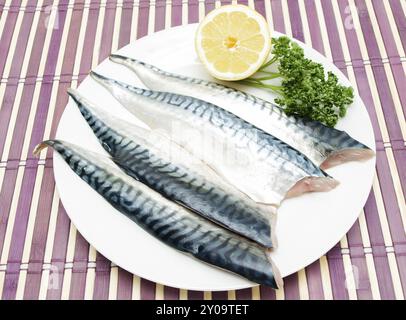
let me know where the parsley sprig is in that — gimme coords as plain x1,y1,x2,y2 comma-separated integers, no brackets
239,36,354,127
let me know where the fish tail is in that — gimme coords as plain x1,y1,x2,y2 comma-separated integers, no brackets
67,88,100,131
90,71,119,88
109,54,157,72
33,140,57,156
67,88,95,116
90,71,149,97
109,55,168,89
33,140,71,161
110,54,144,67
67,88,83,105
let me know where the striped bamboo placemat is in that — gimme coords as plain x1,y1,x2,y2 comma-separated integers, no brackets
0,0,405,300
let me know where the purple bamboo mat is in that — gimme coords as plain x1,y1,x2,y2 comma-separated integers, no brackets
0,0,405,300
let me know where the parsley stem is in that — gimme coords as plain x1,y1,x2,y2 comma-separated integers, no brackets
250,73,281,81
239,80,283,94
258,57,277,70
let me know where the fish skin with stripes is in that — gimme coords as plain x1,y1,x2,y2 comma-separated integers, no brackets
90,71,338,206
67,88,277,248
109,55,374,170
33,140,283,288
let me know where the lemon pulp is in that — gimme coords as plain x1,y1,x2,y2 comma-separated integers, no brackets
196,5,271,81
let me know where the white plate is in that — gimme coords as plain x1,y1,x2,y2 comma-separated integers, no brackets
54,24,376,291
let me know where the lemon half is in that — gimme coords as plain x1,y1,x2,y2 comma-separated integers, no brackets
195,5,271,81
